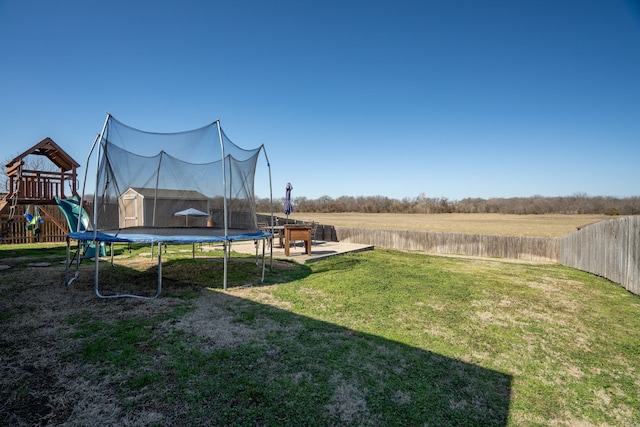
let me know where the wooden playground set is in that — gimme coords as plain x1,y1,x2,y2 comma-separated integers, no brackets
0,138,81,245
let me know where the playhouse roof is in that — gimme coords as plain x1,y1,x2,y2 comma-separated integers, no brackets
5,137,80,173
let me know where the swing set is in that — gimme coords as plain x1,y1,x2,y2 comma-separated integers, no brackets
24,205,44,237
1,137,81,244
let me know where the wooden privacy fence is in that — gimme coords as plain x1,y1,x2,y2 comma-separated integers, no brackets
1,205,70,244
261,214,640,296
559,216,640,295
335,227,559,263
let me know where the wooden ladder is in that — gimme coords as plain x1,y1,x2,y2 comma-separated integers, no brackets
1,165,22,241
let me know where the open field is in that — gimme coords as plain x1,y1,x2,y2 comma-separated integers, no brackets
2,243,640,426
279,213,612,238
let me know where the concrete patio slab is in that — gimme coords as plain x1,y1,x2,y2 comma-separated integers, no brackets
229,240,374,264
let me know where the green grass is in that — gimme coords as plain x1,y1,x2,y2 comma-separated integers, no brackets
260,251,640,425
3,242,640,425
85,251,640,425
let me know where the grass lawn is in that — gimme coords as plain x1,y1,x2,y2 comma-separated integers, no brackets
1,243,639,425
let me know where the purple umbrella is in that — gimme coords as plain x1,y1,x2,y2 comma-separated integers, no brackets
284,182,293,219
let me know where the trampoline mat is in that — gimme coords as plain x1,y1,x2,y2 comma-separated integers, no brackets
68,227,272,244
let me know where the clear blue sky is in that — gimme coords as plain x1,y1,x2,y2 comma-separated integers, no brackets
1,0,639,201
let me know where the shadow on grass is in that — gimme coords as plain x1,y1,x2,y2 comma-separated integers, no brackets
3,255,513,425
90,253,312,298
179,292,513,426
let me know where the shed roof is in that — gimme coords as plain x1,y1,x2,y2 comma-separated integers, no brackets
123,187,208,200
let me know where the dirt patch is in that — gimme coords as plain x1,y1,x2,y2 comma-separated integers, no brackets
324,373,378,425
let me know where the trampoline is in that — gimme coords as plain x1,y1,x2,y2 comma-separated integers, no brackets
64,114,275,299
69,227,270,244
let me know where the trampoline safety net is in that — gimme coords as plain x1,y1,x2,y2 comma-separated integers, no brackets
88,115,265,233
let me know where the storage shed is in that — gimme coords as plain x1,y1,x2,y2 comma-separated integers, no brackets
118,187,210,228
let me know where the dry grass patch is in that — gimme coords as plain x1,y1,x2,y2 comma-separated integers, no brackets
283,212,611,237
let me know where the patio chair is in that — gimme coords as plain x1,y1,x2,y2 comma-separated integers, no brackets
257,222,272,249
307,221,318,245
298,221,318,247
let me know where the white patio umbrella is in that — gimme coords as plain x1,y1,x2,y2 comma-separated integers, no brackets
174,207,209,226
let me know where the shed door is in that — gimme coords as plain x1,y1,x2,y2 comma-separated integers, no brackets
122,194,139,227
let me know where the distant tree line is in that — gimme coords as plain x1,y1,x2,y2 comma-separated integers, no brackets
256,193,640,216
